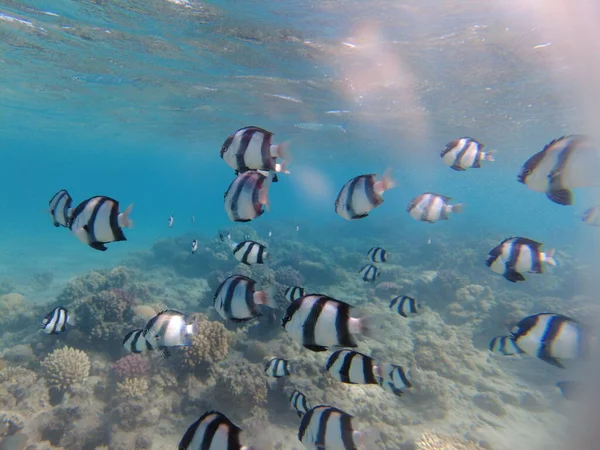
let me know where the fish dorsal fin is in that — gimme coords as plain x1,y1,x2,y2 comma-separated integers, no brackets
423,192,451,201
515,237,543,249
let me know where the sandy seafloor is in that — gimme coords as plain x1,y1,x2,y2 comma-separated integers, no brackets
0,224,590,450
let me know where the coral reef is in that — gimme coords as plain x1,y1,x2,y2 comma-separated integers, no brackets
416,431,485,449
112,355,151,381
41,347,90,393
116,378,149,400
212,362,267,421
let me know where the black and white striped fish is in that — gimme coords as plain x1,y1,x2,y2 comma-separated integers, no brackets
48,189,73,228
220,126,291,182
485,237,556,283
489,335,524,356
168,215,174,228
220,233,267,265
358,264,379,282
334,170,395,220
143,309,198,352
325,350,412,396
298,405,379,450
440,137,495,171
389,296,419,318
191,239,198,254
214,274,276,322
284,286,305,302
264,357,291,378
41,306,74,334
68,196,134,251
517,135,600,205
290,390,311,417
224,170,273,222
178,410,254,450
123,329,154,354
407,192,464,223
582,205,600,226
509,313,588,369
281,295,375,352
367,247,387,263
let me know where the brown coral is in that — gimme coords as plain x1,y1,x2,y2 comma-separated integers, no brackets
116,377,149,400
41,347,90,392
212,363,267,420
178,314,229,375
416,431,484,449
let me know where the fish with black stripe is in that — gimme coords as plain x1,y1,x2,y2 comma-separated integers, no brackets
298,405,380,450
290,390,311,417
219,232,267,265
285,286,305,302
389,295,420,318
41,306,75,335
220,126,291,182
367,247,387,263
191,239,198,254
214,274,276,322
358,264,379,282
485,237,556,283
281,294,377,352
264,357,291,378
224,170,273,222
508,312,589,368
407,192,464,223
518,135,600,205
142,309,198,357
68,196,134,251
334,169,395,220
48,189,73,228
123,329,171,358
178,410,255,450
489,335,524,356
440,137,495,171
325,350,412,396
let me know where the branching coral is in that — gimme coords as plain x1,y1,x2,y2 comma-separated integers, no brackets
112,354,151,381
416,431,484,449
116,377,149,400
41,347,90,392
179,314,229,375
212,363,267,419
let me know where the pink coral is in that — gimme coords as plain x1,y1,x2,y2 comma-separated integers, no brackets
112,354,150,381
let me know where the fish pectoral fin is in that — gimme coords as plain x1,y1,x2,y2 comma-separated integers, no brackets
159,347,171,358
450,164,466,171
90,242,108,251
303,344,328,352
539,355,565,369
503,270,525,283
546,189,573,205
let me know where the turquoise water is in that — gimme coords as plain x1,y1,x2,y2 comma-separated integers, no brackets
1,0,599,449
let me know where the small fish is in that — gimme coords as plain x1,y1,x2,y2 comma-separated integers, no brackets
389,296,420,318
219,233,267,265
294,122,347,134
485,237,556,283
213,275,276,322
268,230,272,237
178,410,255,450
325,109,351,115
168,215,174,228
296,225,300,232
556,381,582,400
220,126,291,181
284,286,305,302
440,137,495,171
517,135,600,205
143,309,198,353
69,196,134,251
367,247,387,263
358,264,379,282
281,294,377,352
48,189,73,228
41,306,74,334
489,335,524,356
264,357,291,378
122,329,155,354
407,192,464,223
191,239,198,254
335,169,396,220
224,171,273,222
298,405,380,450
191,215,195,224
582,205,600,226
378,364,413,397
510,313,589,368
290,390,311,417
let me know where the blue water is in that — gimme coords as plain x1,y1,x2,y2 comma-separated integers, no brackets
1,0,599,449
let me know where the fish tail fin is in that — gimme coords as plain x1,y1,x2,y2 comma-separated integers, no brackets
118,203,134,228
358,314,386,339
485,150,496,162
67,313,76,327
184,315,200,345
375,168,396,195
273,141,292,173
260,174,273,212
255,286,277,309
340,121,348,134
544,248,557,266
355,428,381,449
450,203,465,214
